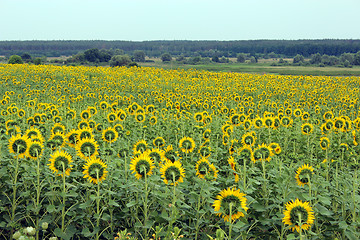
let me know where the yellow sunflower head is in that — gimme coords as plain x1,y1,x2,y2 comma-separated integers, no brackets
48,150,73,177
8,134,31,159
83,156,108,184
129,152,155,180
301,123,313,135
195,157,218,180
153,136,166,148
268,142,281,155
319,137,330,150
133,139,148,154
76,137,99,160
179,136,196,154
26,141,44,160
253,143,273,162
161,145,179,163
282,199,315,232
102,127,119,143
213,187,248,222
160,160,185,186
295,164,314,187
241,131,256,147
66,129,79,148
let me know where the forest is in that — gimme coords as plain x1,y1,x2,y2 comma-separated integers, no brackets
1,39,360,58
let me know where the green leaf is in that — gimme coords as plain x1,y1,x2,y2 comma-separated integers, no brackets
46,204,56,213
318,195,331,206
315,203,333,216
126,201,137,208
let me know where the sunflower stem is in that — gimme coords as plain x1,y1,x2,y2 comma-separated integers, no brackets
61,162,66,234
298,212,303,240
142,166,149,238
35,151,41,240
96,170,101,240
10,156,20,237
352,170,357,223
228,202,233,240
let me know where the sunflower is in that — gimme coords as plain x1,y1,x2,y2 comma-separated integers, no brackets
339,143,348,152
301,123,313,135
264,116,274,128
78,120,89,130
198,145,211,158
133,139,148,154
161,145,179,163
160,160,185,186
179,136,196,154
99,101,109,110
129,152,155,180
227,156,240,182
230,114,240,126
76,137,99,160
295,164,314,187
48,150,73,177
203,129,211,140
117,110,127,121
213,187,248,222
319,137,330,150
333,117,345,132
135,113,146,123
282,199,315,232
194,112,204,122
222,133,230,146
253,117,264,128
25,126,42,139
8,134,31,159
102,127,118,143
238,145,254,161
293,108,302,118
243,119,252,130
107,112,117,123
83,156,108,184
26,141,44,160
323,111,334,120
66,129,79,148
80,109,91,120
49,132,66,148
269,142,281,155
241,131,256,147
145,148,162,164
149,116,157,125
253,143,273,162
153,136,166,148
195,157,218,180
301,112,310,121
77,127,93,141
353,130,359,146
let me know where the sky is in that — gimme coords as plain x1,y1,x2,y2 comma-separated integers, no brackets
1,0,360,41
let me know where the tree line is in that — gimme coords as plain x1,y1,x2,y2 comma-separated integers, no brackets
1,39,360,58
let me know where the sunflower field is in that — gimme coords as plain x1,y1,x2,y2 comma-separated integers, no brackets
0,63,360,240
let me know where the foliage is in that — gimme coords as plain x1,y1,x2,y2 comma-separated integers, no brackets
8,55,23,64
109,55,132,67
133,50,146,62
161,53,172,62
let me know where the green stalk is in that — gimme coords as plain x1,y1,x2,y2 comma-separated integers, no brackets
96,170,101,240
142,166,149,238
61,162,66,234
228,203,233,240
352,170,357,223
10,156,20,237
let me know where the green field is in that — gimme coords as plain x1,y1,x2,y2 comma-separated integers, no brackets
140,59,360,76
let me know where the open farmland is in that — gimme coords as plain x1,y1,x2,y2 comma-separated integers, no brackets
0,63,360,239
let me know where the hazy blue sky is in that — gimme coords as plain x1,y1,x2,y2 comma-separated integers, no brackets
1,0,359,41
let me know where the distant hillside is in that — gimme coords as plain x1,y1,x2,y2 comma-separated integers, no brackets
1,39,360,58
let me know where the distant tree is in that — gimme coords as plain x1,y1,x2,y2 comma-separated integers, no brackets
8,55,23,64
236,53,246,63
109,55,132,67
293,54,305,64
21,53,32,62
340,53,354,65
128,62,139,67
310,53,322,64
161,53,172,62
176,55,185,62
99,49,112,62
134,50,146,62
33,58,42,65
190,56,201,64
250,56,257,63
212,55,219,62
354,51,360,65
84,48,101,62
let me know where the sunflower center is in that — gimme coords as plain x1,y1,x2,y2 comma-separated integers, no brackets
198,162,209,175
181,140,192,150
28,144,42,158
104,130,116,141
289,206,309,224
149,152,161,162
88,163,105,179
221,195,241,215
80,142,96,157
299,169,312,183
54,156,69,171
12,139,28,154
165,166,181,182
165,150,176,162
199,147,211,157
135,159,151,177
